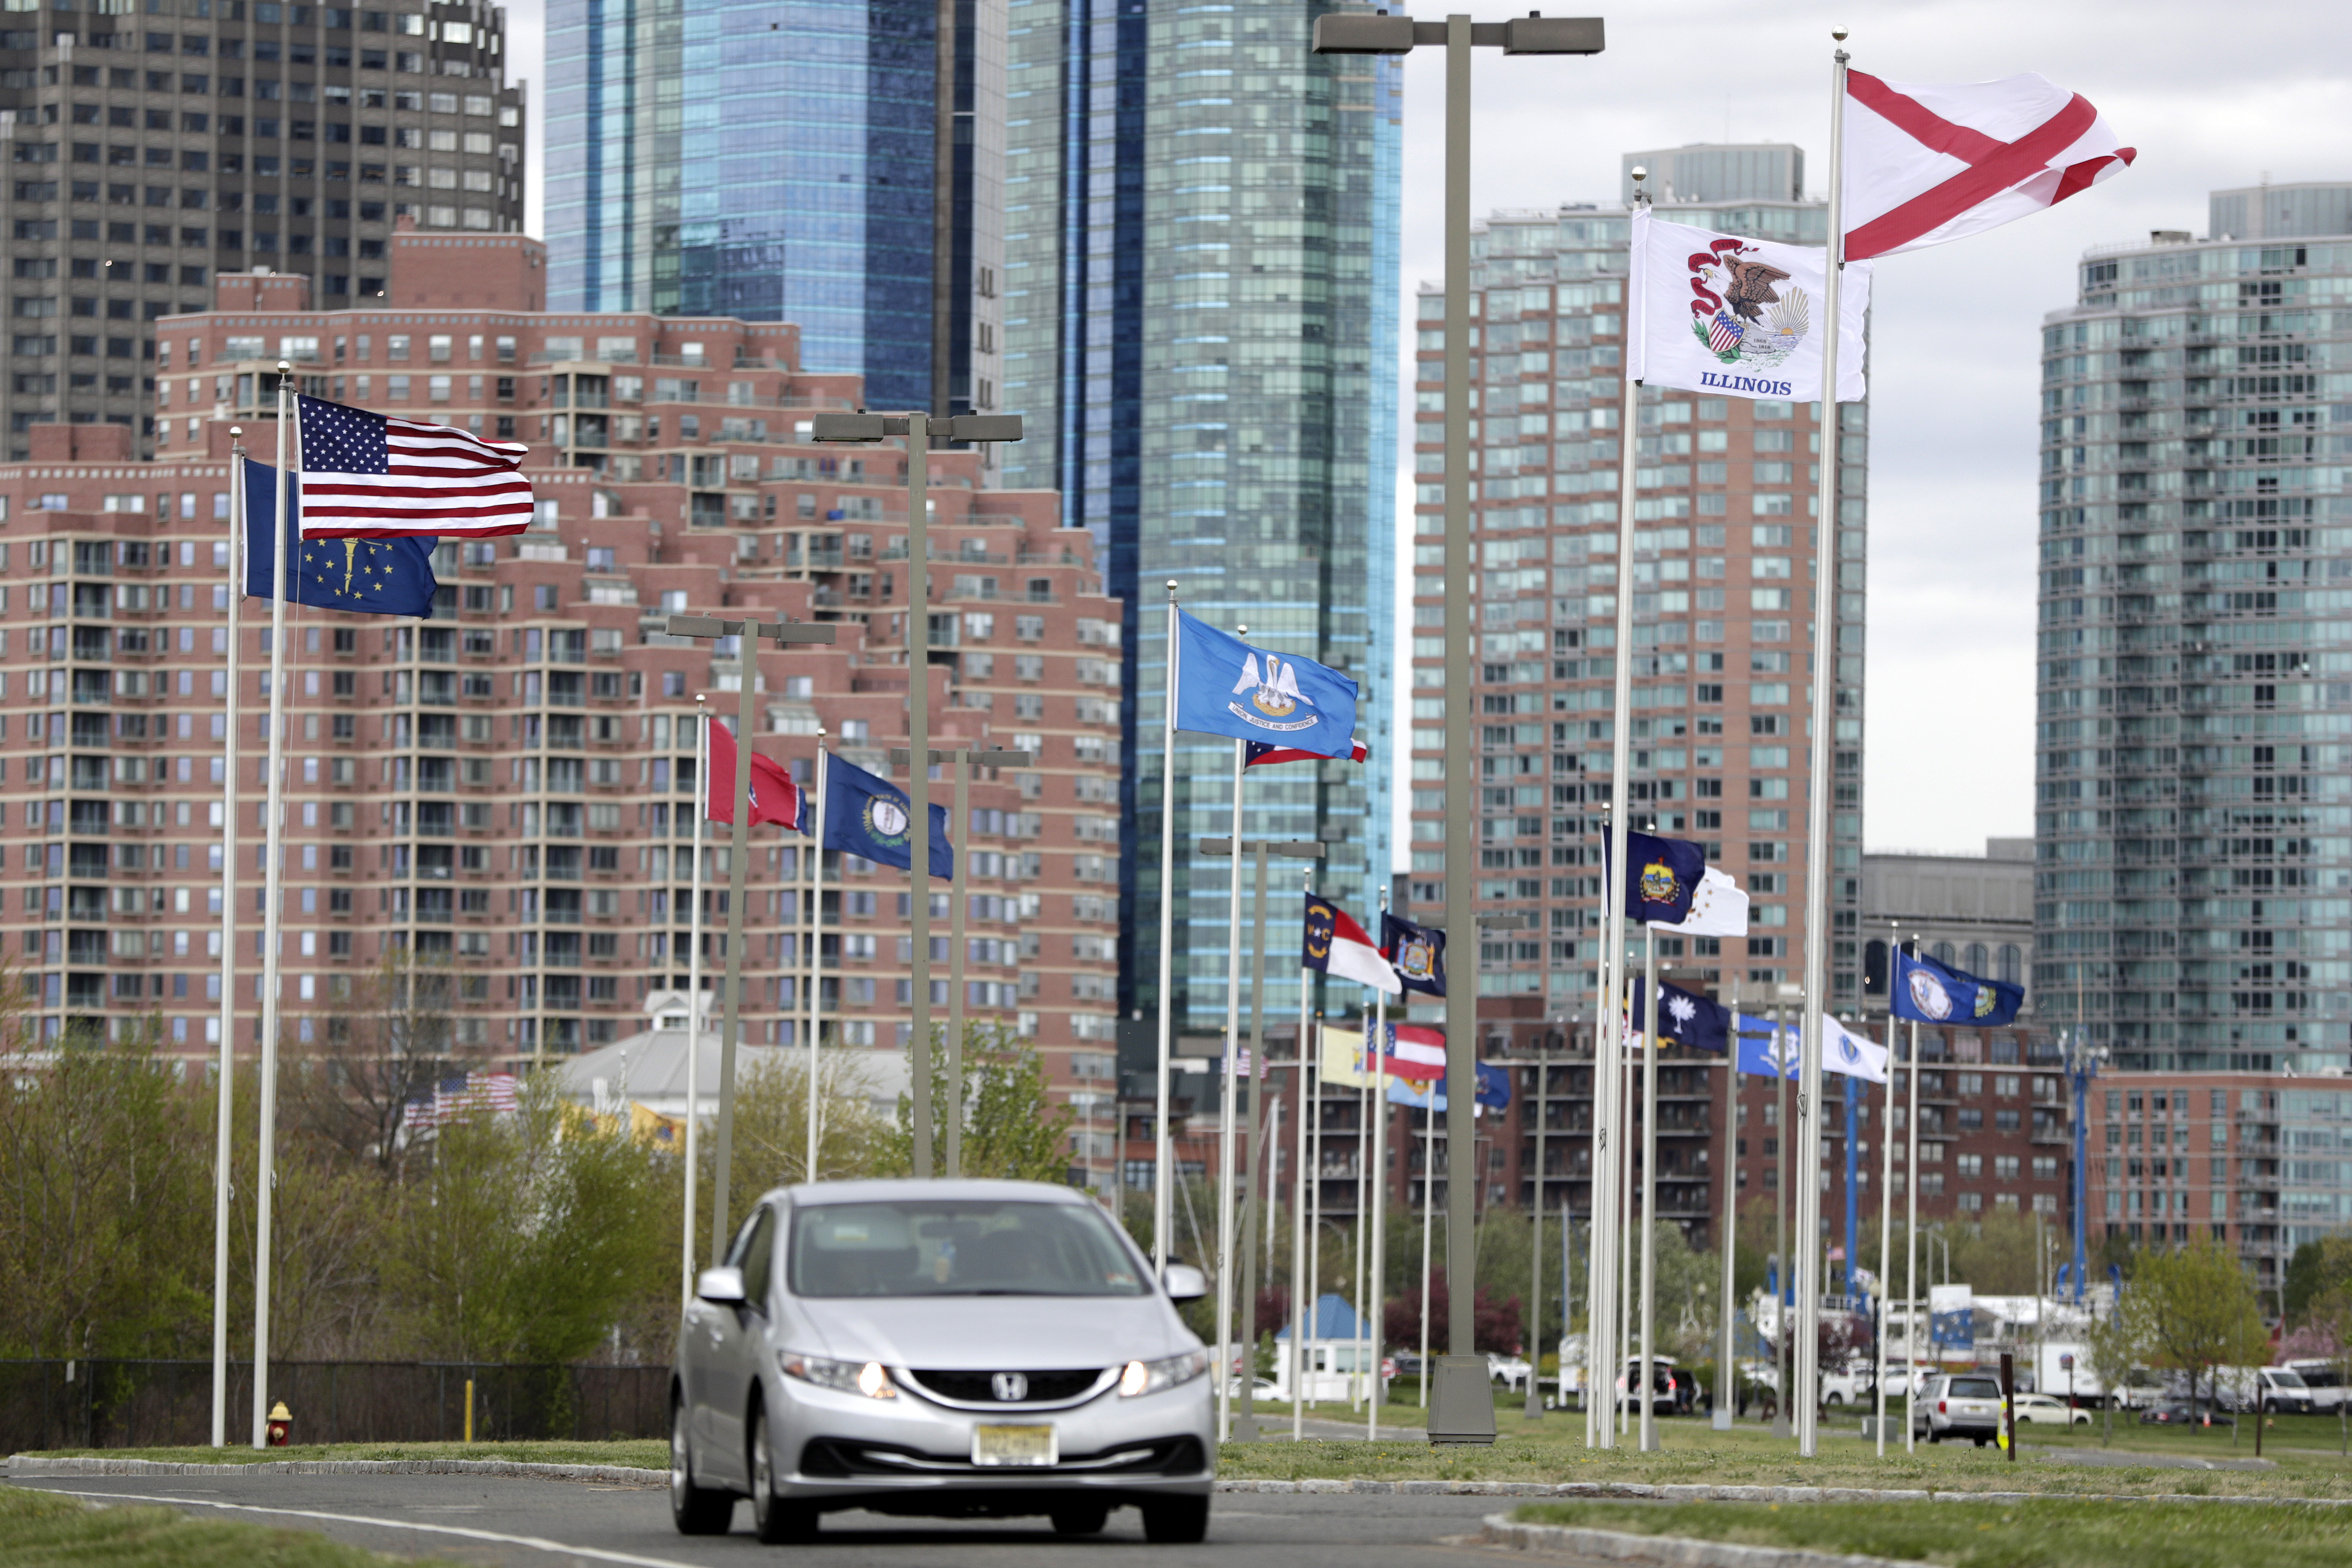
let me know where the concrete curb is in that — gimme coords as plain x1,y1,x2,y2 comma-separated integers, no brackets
1212,1478,2351,1506
1480,1513,1923,1568
7,1455,669,1486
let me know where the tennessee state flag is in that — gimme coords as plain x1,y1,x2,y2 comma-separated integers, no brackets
705,718,807,831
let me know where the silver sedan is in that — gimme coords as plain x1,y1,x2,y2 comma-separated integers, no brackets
670,1177,1216,1543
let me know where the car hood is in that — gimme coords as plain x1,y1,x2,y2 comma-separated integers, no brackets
786,1294,1194,1371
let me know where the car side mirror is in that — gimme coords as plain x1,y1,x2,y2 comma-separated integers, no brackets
1161,1264,1208,1302
696,1266,747,1305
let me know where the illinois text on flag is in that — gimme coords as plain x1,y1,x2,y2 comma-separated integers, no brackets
1628,209,1872,404
295,392,535,539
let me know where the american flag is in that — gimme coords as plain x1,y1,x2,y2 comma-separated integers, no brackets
403,1069,520,1132
1244,737,1368,768
1707,311,1745,355
295,393,534,540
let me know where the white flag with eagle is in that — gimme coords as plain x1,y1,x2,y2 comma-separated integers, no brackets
1627,208,1873,405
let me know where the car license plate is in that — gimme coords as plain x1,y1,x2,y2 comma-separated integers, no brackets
971,1424,1056,1468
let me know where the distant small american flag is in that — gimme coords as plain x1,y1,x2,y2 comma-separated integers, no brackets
403,1069,520,1132
296,393,534,539
1707,312,1744,355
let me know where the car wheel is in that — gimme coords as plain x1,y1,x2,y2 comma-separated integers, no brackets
749,1406,818,1545
1052,1503,1111,1536
1825,1393,1843,1407
1973,1436,1988,1448
1927,1431,1941,1444
1141,1495,1210,1544
670,1394,734,1536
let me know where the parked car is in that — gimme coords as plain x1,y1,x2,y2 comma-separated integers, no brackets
1488,1353,1534,1393
1911,1372,2005,1446
1611,1358,1690,1416
2288,1360,2347,1414
669,1178,1215,1544
2012,1392,2090,1426
1225,1376,1281,1402
2139,1401,2232,1427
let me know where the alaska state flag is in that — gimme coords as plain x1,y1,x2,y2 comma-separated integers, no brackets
244,458,436,617
819,753,953,879
1892,947,2024,1027
1603,829,1707,925
1172,611,1360,760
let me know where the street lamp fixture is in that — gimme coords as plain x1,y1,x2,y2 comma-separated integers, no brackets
1313,4,1606,1452
810,409,1023,1176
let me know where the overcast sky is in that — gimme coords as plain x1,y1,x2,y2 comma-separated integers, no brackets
497,1,2352,857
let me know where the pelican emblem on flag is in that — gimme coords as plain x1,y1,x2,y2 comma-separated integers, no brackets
1639,859,1683,908
1905,966,1955,1021
1228,651,1321,733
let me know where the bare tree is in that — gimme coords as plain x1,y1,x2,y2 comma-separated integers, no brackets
288,951,478,1177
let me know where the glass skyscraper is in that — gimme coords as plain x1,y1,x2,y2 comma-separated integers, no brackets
543,0,1006,420
2034,182,2352,1075
998,0,1401,1028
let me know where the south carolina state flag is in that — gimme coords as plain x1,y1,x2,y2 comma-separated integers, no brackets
1302,895,1400,994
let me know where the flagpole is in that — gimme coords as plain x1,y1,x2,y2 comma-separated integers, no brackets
1718,979,1740,1431
1234,837,1274,1443
1595,168,1648,1447
711,625,758,1262
1215,729,1245,1442
947,746,969,1178
1619,1019,1634,1439
1876,1005,1895,1455
210,431,246,1449
684,698,707,1301
1368,888,1388,1441
1904,951,1920,1453
1308,1007,1322,1400
1418,1075,1434,1414
1154,581,1181,1280
1794,26,1853,1461
1639,930,1659,1452
250,366,296,1448
1291,864,1313,1442
1353,1063,1366,1413
806,736,828,1181
1585,815,1613,1449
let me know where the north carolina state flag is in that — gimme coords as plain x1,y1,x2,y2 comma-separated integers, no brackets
1841,70,2134,261
705,718,807,831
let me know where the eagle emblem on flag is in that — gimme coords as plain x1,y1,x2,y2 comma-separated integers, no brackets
1395,936,1438,986
1688,239,1809,369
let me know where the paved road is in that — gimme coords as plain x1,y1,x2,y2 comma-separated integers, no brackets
6,1473,1518,1567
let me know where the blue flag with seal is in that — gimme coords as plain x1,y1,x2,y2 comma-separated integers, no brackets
1171,610,1359,758
1892,947,2024,1027
1602,829,1708,925
1735,1014,1801,1079
1381,912,1446,998
819,752,953,879
243,458,436,617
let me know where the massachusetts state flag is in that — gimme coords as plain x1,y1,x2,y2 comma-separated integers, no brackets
705,718,807,832
1245,737,1367,767
1822,1014,1890,1084
243,459,436,617
1302,894,1399,994
295,392,534,539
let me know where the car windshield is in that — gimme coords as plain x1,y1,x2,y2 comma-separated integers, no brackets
2270,1370,2307,1387
1948,1377,2001,1399
789,1199,1149,1298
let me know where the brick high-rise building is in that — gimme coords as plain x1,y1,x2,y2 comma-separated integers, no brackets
5,240,1126,1135
1,1,527,460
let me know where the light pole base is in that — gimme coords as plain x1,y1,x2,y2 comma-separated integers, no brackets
1712,1407,1733,1432
1232,1408,1260,1443
1428,1356,1497,1445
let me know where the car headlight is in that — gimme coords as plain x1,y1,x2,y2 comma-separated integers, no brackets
1118,1348,1208,1399
779,1350,897,1400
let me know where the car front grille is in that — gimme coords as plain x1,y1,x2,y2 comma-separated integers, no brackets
799,1435,1206,1480
900,1367,1113,1407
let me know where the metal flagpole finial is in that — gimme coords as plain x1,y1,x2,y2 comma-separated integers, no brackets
1166,580,1179,596
1832,24,1849,40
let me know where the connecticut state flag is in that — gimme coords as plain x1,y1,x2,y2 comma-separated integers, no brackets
243,459,436,617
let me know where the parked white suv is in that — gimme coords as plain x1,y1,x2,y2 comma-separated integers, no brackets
1911,1372,2005,1446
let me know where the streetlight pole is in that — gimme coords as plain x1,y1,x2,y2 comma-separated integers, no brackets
1314,1,1605,1451
811,410,1022,1175
663,613,838,1259
2063,1026,2106,1305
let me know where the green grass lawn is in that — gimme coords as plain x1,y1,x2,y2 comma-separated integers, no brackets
1507,1498,2352,1568
18,1439,668,1471
0,1484,400,1567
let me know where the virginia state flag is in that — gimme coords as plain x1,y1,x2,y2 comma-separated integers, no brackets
1892,947,2024,1027
244,458,436,617
1172,611,1359,759
820,753,953,878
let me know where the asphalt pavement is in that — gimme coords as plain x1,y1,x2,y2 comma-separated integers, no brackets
6,1472,1524,1567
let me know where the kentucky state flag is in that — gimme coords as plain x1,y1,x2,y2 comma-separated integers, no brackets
244,458,436,617
819,752,953,879
1603,829,1708,926
1172,610,1360,760
1892,947,2024,1027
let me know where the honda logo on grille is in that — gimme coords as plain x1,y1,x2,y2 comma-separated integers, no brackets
990,1372,1029,1403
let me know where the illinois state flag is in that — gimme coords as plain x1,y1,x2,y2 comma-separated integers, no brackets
1628,208,1872,404
1842,71,2134,261
704,718,807,832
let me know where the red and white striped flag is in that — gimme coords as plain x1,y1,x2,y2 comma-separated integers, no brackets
295,392,535,539
1841,70,2135,261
